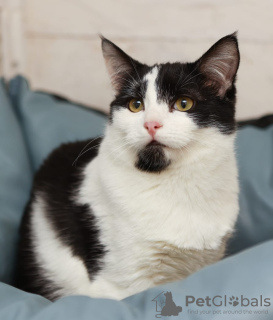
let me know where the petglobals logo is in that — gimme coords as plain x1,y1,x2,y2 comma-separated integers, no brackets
152,291,182,318
152,292,271,318
185,295,271,317
185,295,271,308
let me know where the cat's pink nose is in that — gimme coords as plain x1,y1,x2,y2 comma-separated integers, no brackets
144,121,163,138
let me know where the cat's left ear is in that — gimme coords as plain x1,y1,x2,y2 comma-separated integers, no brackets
101,36,143,92
197,33,240,97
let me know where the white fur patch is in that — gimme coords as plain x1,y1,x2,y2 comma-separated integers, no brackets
143,67,171,128
76,127,239,299
31,196,126,299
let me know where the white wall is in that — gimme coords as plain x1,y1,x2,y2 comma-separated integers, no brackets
0,0,273,119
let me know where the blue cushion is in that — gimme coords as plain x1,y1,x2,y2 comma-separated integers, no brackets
0,241,272,319
228,125,273,255
9,76,107,171
0,79,32,284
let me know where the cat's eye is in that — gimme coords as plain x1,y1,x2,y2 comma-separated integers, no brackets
128,99,144,113
174,97,194,112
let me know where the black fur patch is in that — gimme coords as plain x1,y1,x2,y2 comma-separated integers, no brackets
135,143,171,173
109,64,152,122
15,138,106,301
156,63,237,134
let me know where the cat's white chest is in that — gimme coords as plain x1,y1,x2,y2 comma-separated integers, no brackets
76,147,238,299
80,150,238,250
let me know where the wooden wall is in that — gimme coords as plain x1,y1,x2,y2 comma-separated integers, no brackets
1,0,273,119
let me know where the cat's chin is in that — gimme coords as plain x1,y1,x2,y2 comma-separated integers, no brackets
135,142,171,173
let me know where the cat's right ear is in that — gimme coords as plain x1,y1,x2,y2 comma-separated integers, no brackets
197,33,240,97
101,36,141,92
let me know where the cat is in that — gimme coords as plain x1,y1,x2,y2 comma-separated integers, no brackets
16,33,240,301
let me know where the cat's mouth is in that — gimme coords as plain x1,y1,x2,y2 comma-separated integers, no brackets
135,140,171,173
147,140,166,148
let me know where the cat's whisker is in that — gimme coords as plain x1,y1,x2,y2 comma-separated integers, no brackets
109,141,133,162
125,67,146,99
109,68,139,90
179,72,203,89
109,144,128,159
177,64,199,87
72,143,101,167
129,58,141,83
114,75,137,88
121,70,138,84
74,136,134,167
111,147,129,162
108,139,131,153
72,136,104,167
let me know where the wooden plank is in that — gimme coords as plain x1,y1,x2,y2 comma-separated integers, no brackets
24,0,273,42
26,37,111,112
0,0,25,78
0,11,2,75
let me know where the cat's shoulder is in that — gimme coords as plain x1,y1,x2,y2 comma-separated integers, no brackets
34,137,102,188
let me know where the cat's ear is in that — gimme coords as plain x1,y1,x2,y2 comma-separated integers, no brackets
101,36,142,92
197,33,240,97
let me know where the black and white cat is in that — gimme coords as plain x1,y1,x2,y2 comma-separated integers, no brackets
16,34,240,301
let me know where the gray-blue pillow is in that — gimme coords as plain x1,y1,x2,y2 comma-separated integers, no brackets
0,241,272,319
0,79,32,284
228,124,273,254
9,76,107,171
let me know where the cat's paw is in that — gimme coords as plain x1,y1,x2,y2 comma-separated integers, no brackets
229,296,239,307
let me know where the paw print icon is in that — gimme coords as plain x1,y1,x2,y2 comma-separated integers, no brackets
229,296,239,307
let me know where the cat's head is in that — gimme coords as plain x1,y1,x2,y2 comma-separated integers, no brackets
101,34,240,173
